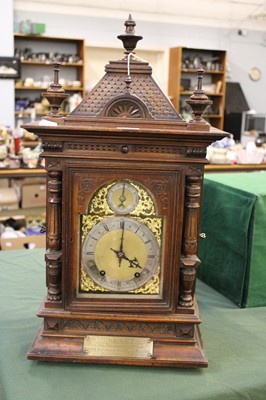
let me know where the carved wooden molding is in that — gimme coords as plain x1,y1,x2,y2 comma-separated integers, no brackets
187,166,203,176
78,176,99,210
44,318,194,340
43,141,63,152
135,145,186,155
186,147,207,158
46,160,62,171
143,177,170,210
65,143,118,152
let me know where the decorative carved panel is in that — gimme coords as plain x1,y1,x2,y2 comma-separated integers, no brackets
44,318,194,340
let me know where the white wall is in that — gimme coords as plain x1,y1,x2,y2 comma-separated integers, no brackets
0,0,14,127
13,9,266,114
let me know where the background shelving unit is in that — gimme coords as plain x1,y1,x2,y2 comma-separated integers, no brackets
14,34,85,123
168,47,226,130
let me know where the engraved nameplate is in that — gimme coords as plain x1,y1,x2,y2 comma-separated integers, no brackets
83,335,153,359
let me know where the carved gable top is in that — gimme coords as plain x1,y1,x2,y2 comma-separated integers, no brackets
67,58,182,122
63,15,183,125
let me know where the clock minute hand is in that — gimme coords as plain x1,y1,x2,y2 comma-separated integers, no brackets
119,220,125,253
118,182,126,208
112,220,125,268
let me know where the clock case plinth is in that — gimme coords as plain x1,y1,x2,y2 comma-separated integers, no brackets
25,16,227,368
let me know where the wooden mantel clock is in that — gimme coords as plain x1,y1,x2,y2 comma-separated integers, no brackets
25,15,227,368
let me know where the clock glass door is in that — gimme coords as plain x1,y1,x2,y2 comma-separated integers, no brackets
64,165,182,312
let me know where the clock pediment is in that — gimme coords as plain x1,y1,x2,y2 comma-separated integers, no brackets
64,15,182,124
68,64,180,122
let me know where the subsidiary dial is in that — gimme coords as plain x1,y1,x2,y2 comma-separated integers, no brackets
107,181,139,214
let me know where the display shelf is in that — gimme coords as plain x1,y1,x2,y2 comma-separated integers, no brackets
0,206,45,219
168,47,226,130
14,34,85,122
0,168,46,178
20,61,83,67
1,164,266,180
205,163,266,172
180,91,223,96
0,166,46,251
15,86,84,91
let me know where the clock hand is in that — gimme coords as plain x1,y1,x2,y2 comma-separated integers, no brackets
119,220,125,253
118,182,126,208
110,248,142,269
118,252,142,269
110,248,123,268
110,221,126,268
126,256,142,269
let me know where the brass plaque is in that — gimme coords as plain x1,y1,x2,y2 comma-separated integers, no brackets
83,335,153,359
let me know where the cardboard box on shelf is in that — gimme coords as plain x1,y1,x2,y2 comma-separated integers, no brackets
0,214,26,226
0,235,46,250
21,184,46,208
0,188,19,211
11,177,47,203
0,178,9,188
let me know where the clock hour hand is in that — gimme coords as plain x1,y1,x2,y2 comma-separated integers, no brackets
110,248,123,268
125,255,142,269
110,248,142,269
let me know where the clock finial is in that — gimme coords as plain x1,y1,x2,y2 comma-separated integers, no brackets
117,14,143,54
42,62,69,118
186,68,213,124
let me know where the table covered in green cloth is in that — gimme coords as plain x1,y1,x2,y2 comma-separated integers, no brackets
198,172,266,308
1,249,266,400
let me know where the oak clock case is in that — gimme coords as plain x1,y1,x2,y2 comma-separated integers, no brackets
25,16,227,368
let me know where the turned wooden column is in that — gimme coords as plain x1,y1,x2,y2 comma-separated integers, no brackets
45,166,62,302
179,174,202,307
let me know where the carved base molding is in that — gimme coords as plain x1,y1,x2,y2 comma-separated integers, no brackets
44,317,195,341
28,320,207,367
28,300,207,368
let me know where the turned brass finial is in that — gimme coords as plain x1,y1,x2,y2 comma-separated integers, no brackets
186,68,213,124
117,14,143,54
42,62,69,118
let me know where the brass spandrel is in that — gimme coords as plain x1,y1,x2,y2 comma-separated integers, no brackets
83,335,154,359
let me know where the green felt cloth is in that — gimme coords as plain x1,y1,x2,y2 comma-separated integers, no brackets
198,172,266,308
1,249,266,400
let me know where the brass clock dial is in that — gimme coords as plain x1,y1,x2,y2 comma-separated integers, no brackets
82,216,159,292
107,181,139,214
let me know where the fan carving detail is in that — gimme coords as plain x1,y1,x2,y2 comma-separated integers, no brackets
105,99,145,118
